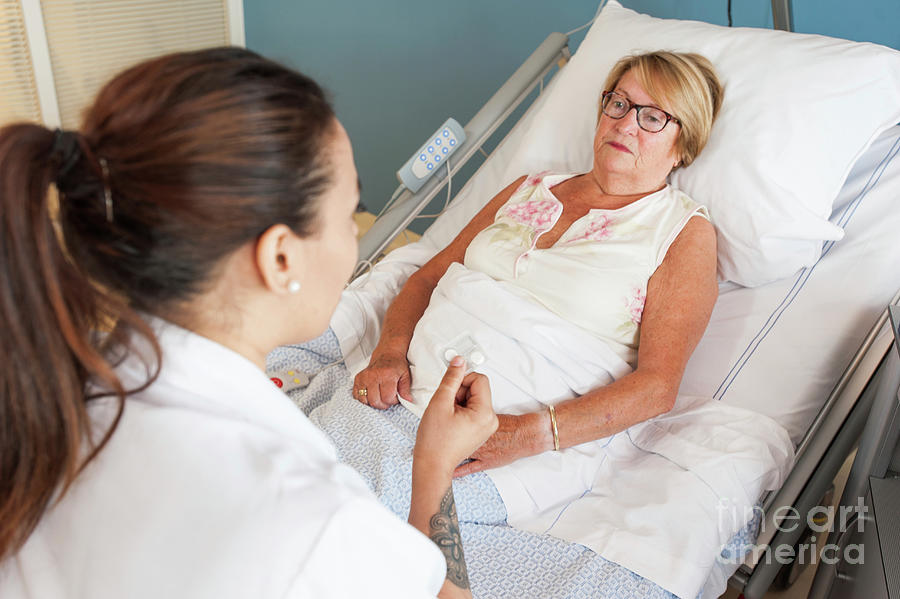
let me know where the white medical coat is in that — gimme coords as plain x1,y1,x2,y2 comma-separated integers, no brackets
0,320,445,598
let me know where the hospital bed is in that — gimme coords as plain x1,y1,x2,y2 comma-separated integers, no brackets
271,2,900,597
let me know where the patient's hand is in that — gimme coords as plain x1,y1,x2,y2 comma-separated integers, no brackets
452,413,550,477
353,352,413,409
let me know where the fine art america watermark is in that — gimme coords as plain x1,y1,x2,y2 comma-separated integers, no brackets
716,497,868,566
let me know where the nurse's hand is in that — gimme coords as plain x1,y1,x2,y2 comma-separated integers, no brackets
414,357,498,477
452,413,549,477
353,351,412,410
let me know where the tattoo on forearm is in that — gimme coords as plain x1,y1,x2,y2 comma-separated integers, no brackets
429,488,470,589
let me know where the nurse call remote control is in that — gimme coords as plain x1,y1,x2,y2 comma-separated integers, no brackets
396,118,466,193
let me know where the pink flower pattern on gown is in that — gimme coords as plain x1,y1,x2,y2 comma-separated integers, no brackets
500,198,562,233
626,287,647,325
523,171,551,187
567,214,613,243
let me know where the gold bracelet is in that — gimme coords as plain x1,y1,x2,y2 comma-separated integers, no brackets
548,405,560,451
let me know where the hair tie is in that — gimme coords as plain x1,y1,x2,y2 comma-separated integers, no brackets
50,128,83,184
99,158,113,223
50,128,115,223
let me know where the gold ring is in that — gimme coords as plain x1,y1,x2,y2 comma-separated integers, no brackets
358,388,368,397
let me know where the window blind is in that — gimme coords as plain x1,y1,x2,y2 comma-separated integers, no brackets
1,0,237,129
40,0,230,128
0,0,42,124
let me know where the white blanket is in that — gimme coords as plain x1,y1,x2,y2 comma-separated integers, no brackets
406,263,795,599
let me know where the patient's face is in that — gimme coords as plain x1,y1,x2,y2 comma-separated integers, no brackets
593,69,681,193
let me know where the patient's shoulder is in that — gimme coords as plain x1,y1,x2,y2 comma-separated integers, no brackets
658,214,717,280
677,213,716,247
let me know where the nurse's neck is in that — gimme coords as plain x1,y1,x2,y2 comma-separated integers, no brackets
165,243,328,372
166,305,273,372
162,257,286,372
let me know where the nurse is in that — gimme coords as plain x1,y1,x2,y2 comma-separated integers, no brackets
0,47,496,598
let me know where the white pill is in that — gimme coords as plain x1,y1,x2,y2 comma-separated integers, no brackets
470,351,485,365
444,349,458,361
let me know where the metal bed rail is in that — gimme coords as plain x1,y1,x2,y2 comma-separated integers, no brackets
731,296,900,597
793,290,900,467
771,0,794,32
355,32,570,277
807,307,900,597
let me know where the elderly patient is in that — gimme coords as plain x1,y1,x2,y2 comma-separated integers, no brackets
355,51,724,477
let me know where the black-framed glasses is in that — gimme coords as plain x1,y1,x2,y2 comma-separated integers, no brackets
600,91,680,133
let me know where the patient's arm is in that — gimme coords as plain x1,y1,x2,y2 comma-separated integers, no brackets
454,215,718,476
354,176,526,409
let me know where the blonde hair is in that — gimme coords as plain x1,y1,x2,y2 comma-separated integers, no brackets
601,51,724,168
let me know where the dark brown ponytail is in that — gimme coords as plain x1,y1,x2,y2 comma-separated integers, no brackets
0,47,336,560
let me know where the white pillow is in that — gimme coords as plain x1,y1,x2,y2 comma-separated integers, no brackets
505,1,900,286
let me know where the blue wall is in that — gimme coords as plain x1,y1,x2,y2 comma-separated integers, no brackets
244,1,900,232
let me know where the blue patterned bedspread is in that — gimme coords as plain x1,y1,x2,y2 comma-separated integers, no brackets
267,330,753,599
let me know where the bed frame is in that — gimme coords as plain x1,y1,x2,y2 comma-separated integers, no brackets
355,31,900,599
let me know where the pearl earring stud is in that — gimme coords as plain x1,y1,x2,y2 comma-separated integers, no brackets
287,280,301,294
